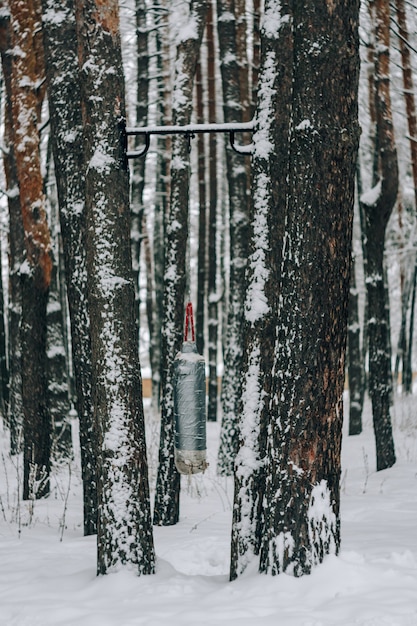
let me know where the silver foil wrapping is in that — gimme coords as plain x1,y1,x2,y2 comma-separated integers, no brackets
173,341,207,474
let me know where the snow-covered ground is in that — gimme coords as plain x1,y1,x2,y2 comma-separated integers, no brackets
0,394,416,626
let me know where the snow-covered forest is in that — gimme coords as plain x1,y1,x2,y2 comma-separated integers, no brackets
0,0,416,623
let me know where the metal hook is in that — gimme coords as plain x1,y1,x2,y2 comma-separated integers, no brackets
186,131,195,153
229,130,253,156
126,132,150,159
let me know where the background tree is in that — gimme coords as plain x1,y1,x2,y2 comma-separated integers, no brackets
360,0,397,472
41,0,97,535
74,0,155,574
153,0,208,525
0,3,24,454
216,0,250,475
9,0,53,500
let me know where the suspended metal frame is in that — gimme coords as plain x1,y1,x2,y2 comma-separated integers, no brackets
124,120,254,159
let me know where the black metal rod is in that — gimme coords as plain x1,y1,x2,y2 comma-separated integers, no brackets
125,120,254,158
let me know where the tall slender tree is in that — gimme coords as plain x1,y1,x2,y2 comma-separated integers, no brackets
41,0,97,535
217,0,250,475
153,0,208,525
0,4,24,453
206,0,218,422
360,0,397,472
393,0,417,393
9,0,53,500
74,0,155,574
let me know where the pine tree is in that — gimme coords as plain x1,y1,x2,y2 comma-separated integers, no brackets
153,0,208,525
74,0,155,574
41,0,97,534
231,0,360,579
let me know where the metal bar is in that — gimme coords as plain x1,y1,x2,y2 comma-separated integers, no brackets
125,120,254,158
125,120,254,136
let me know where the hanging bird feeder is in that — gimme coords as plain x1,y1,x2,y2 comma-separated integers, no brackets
173,301,208,475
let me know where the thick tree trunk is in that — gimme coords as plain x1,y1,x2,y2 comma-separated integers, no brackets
41,0,97,535
259,0,360,576
75,0,155,574
153,0,208,525
231,0,360,579
230,0,294,579
216,0,249,475
361,0,397,472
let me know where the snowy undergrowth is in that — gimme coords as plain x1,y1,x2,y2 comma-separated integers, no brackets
0,394,416,625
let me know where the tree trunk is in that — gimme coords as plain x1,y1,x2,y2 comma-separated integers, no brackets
348,254,364,435
8,0,53,500
230,0,294,579
393,0,417,393
231,0,360,579
41,0,97,535
75,0,155,574
260,0,360,576
216,0,249,475
153,0,208,525
131,0,148,333
0,6,24,452
46,258,72,461
149,0,170,415
195,58,207,357
361,0,397,472
207,0,218,422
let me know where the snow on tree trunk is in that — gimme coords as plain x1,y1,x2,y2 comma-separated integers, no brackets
259,0,360,576
230,0,294,580
153,0,208,525
75,0,155,574
232,0,361,579
41,0,97,535
0,6,24,453
361,0,397,472
8,0,53,500
216,0,249,475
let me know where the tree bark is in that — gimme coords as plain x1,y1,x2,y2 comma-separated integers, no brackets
8,0,53,500
216,0,249,475
361,0,397,472
393,0,417,393
131,0,148,333
348,254,364,435
41,0,97,534
207,0,218,422
0,6,24,452
230,0,294,579
153,0,208,525
75,0,155,574
231,0,360,579
195,58,207,357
